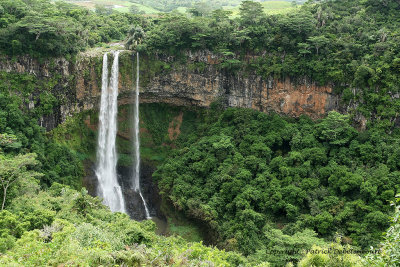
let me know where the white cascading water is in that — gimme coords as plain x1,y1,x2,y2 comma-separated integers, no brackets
95,51,126,213
133,52,151,219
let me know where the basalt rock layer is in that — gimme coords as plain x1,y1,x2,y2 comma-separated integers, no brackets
0,50,340,130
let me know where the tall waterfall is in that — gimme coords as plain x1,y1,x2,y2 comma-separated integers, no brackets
95,51,126,213
133,52,151,219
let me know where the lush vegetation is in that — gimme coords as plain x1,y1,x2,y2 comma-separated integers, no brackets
0,183,249,266
0,73,83,195
364,196,400,267
138,0,400,129
2,100,400,265
154,106,400,265
0,92,250,265
0,0,140,57
1,0,400,266
0,0,300,58
299,196,400,267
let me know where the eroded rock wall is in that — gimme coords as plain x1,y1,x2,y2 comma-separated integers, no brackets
0,50,340,130
141,64,338,119
73,50,340,120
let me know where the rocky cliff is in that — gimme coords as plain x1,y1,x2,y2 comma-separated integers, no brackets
0,50,340,130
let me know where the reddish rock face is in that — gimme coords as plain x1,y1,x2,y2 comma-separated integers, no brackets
263,78,334,118
137,63,338,120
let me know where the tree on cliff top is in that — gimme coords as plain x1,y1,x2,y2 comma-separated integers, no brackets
125,25,145,50
239,0,266,26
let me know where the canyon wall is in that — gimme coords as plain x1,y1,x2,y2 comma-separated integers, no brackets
0,50,340,130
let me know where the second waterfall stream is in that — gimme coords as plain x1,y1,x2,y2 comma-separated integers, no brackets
133,52,151,219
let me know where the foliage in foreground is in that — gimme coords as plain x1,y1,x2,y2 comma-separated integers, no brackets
0,169,398,266
299,197,400,267
1,101,400,266
0,183,249,266
363,196,400,267
0,78,84,203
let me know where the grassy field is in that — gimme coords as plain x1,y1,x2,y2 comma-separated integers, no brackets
57,0,299,15
116,3,160,13
224,0,298,17
175,6,188,13
59,0,160,14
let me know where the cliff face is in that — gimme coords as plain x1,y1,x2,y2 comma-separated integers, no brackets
0,55,75,130
0,50,340,130
142,64,338,119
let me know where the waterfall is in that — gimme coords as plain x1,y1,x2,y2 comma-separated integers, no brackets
95,51,126,213
133,52,151,219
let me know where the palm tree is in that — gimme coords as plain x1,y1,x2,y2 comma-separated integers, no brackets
125,26,145,50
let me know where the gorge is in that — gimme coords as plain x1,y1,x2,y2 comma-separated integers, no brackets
1,1,400,265
0,50,346,221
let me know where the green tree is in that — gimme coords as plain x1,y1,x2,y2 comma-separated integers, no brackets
129,5,144,15
125,25,145,50
364,195,400,266
239,0,265,26
316,111,357,145
95,4,113,16
0,210,29,252
0,133,20,152
0,153,42,210
307,35,329,55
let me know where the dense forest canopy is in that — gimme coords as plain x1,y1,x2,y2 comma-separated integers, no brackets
0,0,400,266
0,0,142,57
154,106,400,265
139,0,400,129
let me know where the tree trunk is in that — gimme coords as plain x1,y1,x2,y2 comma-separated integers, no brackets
1,186,7,210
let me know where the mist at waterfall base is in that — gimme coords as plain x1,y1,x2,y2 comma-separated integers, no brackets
92,51,161,222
